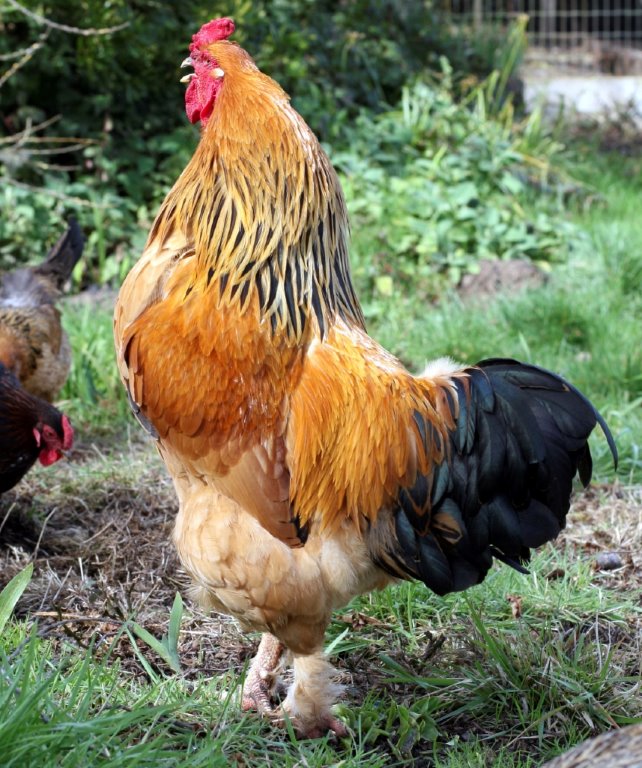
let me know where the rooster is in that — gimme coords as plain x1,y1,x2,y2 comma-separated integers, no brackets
0,218,84,402
114,18,617,737
0,363,73,493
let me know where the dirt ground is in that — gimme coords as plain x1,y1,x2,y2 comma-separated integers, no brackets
1,433,641,719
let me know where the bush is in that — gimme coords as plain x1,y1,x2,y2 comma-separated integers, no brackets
335,63,576,303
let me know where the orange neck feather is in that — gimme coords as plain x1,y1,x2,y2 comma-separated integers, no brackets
150,44,365,341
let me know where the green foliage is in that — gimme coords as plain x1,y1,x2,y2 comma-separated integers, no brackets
0,624,195,767
0,564,33,635
338,63,574,300
127,593,184,677
0,1,527,283
1,0,521,145
1,1,202,138
60,303,129,431
219,0,524,141
1,0,213,279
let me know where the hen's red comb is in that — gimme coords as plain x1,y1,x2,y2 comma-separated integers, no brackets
190,17,235,51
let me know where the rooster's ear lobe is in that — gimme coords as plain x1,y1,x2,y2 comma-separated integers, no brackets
32,427,41,447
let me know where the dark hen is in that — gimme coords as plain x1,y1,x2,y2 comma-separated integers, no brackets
0,363,73,493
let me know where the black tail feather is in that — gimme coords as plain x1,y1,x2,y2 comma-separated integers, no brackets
372,357,617,597
35,218,85,289
478,358,618,471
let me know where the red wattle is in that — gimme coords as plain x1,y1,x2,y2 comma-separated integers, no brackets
185,71,220,126
185,78,202,124
62,414,74,450
39,448,62,467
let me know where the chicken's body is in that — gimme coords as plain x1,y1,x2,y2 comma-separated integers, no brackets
0,363,73,493
0,219,84,402
542,723,642,768
114,19,616,736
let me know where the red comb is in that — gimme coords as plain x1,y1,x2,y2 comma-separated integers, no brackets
62,414,74,450
190,17,235,51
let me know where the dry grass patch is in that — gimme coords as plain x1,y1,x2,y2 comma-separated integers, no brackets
0,434,640,765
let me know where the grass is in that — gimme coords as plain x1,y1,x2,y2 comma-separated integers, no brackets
59,293,128,432
0,140,641,766
1,481,640,766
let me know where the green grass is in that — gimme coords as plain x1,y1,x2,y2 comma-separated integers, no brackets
3,143,640,766
1,534,640,766
59,299,128,433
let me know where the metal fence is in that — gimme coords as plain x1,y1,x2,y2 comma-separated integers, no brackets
447,0,642,74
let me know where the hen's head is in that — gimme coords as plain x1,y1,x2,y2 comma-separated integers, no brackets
182,17,239,126
34,412,73,467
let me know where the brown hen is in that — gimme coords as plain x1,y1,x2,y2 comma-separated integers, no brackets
543,723,642,768
114,18,617,737
0,218,84,402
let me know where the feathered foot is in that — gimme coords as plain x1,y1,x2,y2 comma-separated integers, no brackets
241,633,287,714
281,652,348,738
241,636,347,738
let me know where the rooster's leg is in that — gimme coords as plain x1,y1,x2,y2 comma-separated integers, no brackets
241,633,286,714
282,651,348,738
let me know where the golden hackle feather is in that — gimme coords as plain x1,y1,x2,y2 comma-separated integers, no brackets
288,323,459,532
143,41,363,343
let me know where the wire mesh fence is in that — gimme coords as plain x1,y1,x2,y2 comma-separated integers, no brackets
445,0,642,74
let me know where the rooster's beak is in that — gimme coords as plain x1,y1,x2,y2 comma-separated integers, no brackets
179,56,224,83
180,56,194,84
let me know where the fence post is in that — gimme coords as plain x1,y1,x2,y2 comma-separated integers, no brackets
473,0,483,32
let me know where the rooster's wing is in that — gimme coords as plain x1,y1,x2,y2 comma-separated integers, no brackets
288,327,617,595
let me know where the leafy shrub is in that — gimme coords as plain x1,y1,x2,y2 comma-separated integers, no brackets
335,63,577,302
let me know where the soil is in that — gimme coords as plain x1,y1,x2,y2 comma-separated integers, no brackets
0,433,640,754
457,258,548,301
0,435,253,679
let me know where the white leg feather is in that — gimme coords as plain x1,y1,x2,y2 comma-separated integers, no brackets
282,651,347,738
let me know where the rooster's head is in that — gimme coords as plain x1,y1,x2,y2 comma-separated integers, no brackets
181,17,236,126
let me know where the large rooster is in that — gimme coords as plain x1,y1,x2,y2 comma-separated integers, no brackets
114,19,617,737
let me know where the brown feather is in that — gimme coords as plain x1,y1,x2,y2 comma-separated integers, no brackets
0,220,83,402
